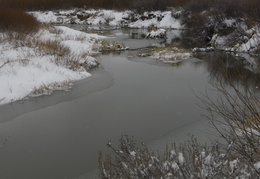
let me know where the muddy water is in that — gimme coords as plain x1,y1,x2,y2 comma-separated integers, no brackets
0,29,258,179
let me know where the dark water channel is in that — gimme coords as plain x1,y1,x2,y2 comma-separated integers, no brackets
0,27,259,179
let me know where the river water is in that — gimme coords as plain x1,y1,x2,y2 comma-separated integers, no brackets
0,28,259,179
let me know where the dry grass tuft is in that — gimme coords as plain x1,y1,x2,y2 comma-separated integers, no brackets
37,40,70,56
30,81,73,96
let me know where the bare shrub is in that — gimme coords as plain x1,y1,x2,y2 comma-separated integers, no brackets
99,135,259,178
199,61,260,173
37,40,70,56
0,7,40,34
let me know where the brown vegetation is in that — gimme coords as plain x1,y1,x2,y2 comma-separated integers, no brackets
0,7,40,34
0,0,188,11
183,0,260,45
1,0,259,20
186,0,260,20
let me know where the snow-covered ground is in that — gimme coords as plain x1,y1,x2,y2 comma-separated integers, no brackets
0,26,105,105
29,9,183,29
30,9,260,53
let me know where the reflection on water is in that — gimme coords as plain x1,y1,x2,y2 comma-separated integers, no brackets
195,52,260,90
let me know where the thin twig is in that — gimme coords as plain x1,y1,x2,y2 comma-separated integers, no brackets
0,60,16,69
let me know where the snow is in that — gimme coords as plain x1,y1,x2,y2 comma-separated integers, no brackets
178,152,185,165
254,161,260,171
130,151,136,157
30,9,184,29
204,154,212,165
0,26,104,105
146,29,166,39
159,11,182,29
193,47,214,52
31,11,58,23
171,162,179,170
128,11,182,29
211,23,260,53
229,159,238,174
236,32,260,52
224,18,236,27
30,9,260,53
86,10,129,26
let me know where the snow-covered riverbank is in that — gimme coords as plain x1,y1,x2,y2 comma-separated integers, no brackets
0,25,105,105
29,9,183,29
30,9,260,53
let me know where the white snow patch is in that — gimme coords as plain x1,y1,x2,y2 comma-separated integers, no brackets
30,11,58,23
146,29,166,38
229,159,238,173
254,161,260,171
224,18,236,27
129,11,182,29
130,151,136,157
0,26,104,105
178,152,185,165
171,162,179,170
204,154,212,165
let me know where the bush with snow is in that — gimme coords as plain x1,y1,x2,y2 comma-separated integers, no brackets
99,135,259,179
99,61,260,178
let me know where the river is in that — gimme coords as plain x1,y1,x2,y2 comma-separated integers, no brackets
0,27,258,179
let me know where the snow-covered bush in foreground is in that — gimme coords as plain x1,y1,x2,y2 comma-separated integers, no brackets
99,64,260,179
99,135,259,179
198,65,260,178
